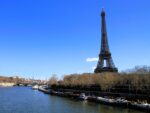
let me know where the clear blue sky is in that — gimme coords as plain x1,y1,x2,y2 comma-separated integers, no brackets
0,0,150,79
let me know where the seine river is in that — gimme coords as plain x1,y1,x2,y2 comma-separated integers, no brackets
0,87,145,113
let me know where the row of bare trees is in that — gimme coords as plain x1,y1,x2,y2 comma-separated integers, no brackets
48,66,150,94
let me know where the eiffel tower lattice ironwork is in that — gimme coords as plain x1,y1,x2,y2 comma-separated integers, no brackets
94,9,118,73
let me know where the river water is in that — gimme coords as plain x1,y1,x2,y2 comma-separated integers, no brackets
0,87,145,113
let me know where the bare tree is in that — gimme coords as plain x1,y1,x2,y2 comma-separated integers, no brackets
48,75,58,86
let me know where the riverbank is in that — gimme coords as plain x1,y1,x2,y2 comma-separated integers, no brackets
38,86,150,112
53,88,150,102
0,82,15,87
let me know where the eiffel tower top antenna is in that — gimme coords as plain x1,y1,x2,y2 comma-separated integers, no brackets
101,0,105,17
101,0,104,10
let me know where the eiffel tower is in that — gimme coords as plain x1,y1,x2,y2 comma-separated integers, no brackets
94,9,118,73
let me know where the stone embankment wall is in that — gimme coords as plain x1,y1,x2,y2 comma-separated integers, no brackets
52,88,150,103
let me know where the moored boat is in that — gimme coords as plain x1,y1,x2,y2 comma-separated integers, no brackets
38,86,50,94
131,102,150,110
79,93,88,100
32,85,39,90
97,97,115,104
